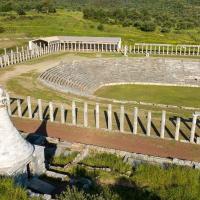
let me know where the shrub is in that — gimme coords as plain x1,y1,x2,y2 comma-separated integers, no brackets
0,26,5,33
122,19,132,27
97,24,104,31
17,8,26,16
160,27,171,33
140,21,156,32
58,186,120,200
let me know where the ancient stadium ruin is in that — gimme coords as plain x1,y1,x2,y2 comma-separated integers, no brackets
39,57,200,97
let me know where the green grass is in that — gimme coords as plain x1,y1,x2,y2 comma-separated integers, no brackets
51,152,78,166
95,84,200,108
0,10,200,52
81,152,132,175
0,177,39,200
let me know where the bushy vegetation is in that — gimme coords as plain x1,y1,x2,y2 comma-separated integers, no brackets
81,152,132,175
58,186,120,200
0,0,199,33
51,151,78,166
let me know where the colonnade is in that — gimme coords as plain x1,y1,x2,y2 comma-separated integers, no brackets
6,94,200,144
1,42,200,68
129,43,200,56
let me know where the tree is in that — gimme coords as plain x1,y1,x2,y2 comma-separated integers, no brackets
0,26,5,33
140,21,156,32
97,24,104,31
17,7,26,15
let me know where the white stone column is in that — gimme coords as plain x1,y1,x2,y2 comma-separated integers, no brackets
6,93,11,116
17,99,22,118
175,117,181,141
38,99,43,120
49,102,54,122
146,111,151,136
160,110,166,139
95,103,99,129
108,104,112,131
190,114,197,143
133,107,138,134
27,96,32,119
60,104,65,124
72,101,76,125
84,102,88,127
120,105,124,132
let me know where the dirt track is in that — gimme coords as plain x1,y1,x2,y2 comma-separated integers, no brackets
12,117,200,162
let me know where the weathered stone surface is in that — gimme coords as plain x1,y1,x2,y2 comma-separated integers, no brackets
27,177,55,194
0,87,34,175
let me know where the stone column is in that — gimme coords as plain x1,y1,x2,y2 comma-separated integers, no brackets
146,111,151,136
175,117,181,141
108,104,112,131
38,99,43,120
158,46,161,54
95,103,99,129
10,50,13,65
84,102,88,127
6,93,11,116
133,107,138,134
190,114,197,143
49,102,54,122
60,104,65,124
16,46,19,63
17,99,22,118
120,105,124,132
160,110,166,139
27,96,32,119
0,57,3,68
72,101,76,125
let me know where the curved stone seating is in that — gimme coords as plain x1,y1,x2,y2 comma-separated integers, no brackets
39,58,200,96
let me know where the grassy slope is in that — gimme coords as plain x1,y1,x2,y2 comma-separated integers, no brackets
95,84,200,108
0,10,199,51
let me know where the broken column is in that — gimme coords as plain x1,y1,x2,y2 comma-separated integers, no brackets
120,105,124,132
146,111,151,136
133,107,138,134
175,117,181,141
160,110,166,139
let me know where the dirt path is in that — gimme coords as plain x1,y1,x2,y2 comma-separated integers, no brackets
12,117,200,162
0,54,85,86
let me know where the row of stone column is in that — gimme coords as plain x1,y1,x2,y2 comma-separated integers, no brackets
124,44,200,56
6,95,199,144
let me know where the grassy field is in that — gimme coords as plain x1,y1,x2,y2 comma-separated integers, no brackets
50,151,200,200
0,10,200,52
95,84,200,108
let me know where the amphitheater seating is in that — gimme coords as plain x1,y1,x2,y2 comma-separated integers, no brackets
39,58,200,96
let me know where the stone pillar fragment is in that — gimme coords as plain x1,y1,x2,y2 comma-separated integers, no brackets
175,117,181,141
160,110,166,139
72,101,76,125
27,96,32,119
84,102,88,127
108,104,112,131
38,99,43,120
120,105,124,132
190,114,197,143
17,99,22,118
146,111,151,136
95,103,99,129
60,104,65,124
49,102,54,122
133,107,138,134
